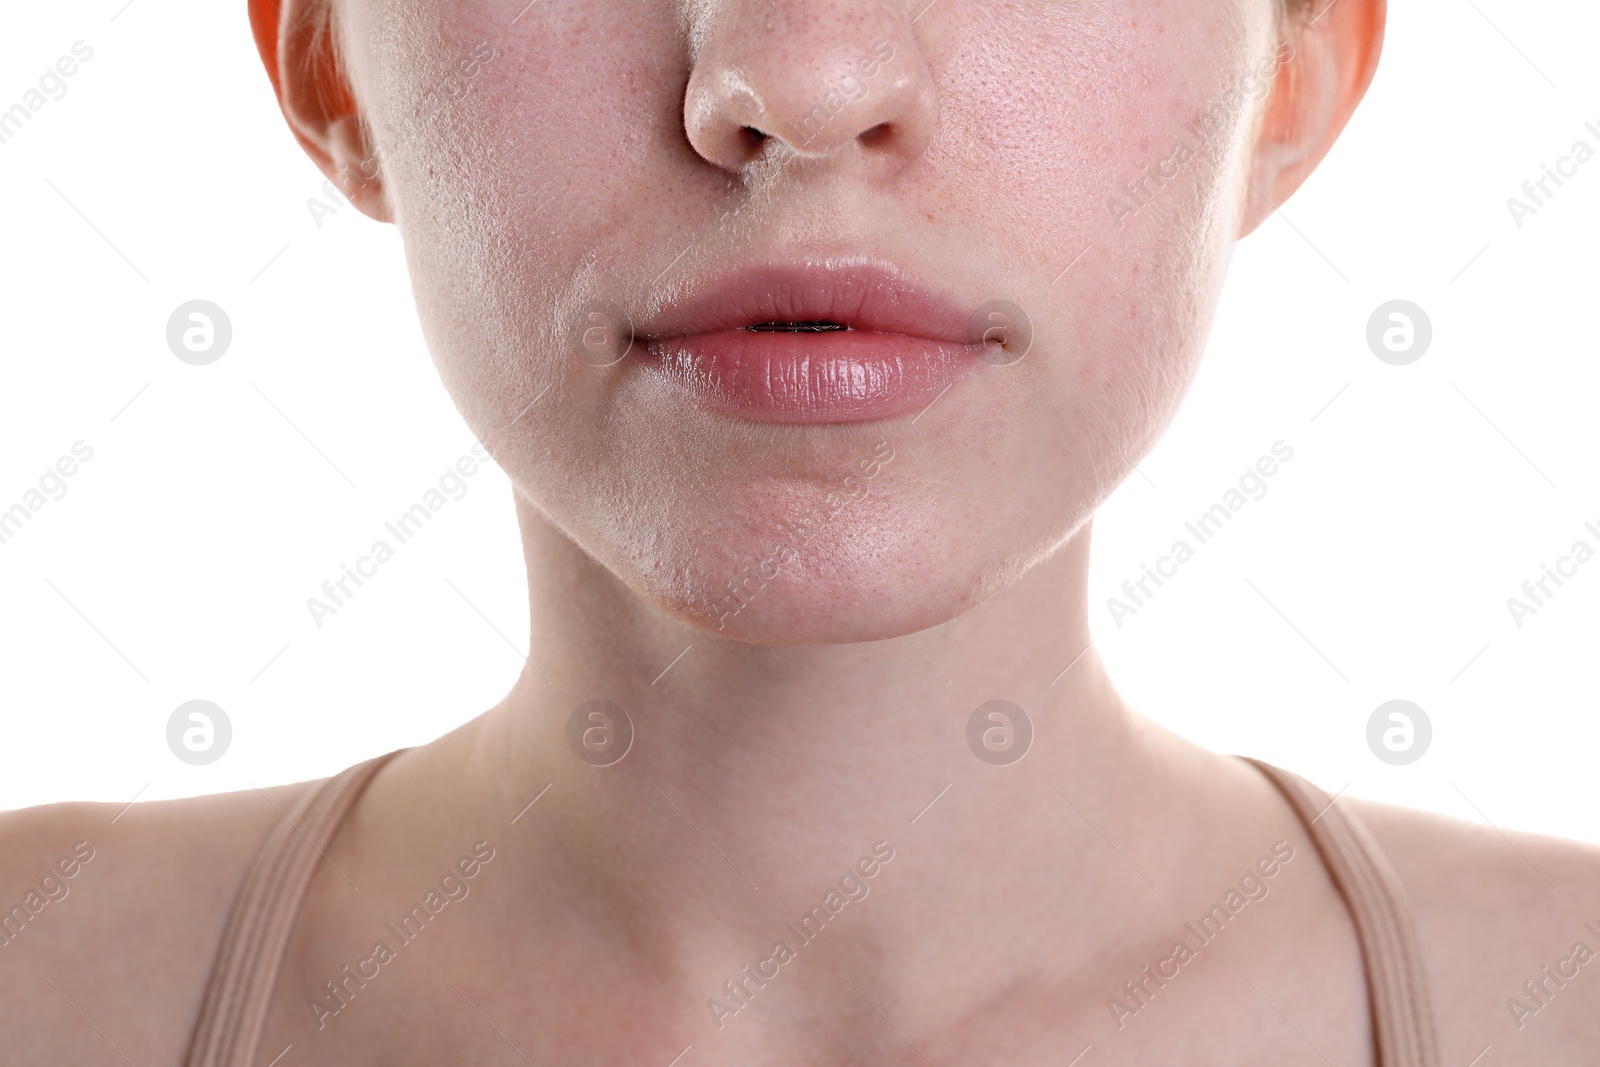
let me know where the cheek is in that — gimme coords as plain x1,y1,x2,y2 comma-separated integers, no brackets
356,1,690,406
925,4,1251,434
357,13,699,551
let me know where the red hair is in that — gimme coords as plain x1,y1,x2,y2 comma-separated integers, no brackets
248,0,284,98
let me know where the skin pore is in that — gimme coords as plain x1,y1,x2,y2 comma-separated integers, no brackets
4,1,1600,1065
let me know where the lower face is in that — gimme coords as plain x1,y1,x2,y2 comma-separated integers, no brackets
337,0,1280,643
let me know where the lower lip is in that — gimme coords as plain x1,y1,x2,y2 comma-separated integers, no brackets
638,330,982,423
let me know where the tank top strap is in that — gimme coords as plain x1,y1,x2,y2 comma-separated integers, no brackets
182,750,404,1067
1242,758,1440,1067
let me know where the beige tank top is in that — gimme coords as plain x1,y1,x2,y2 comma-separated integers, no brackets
180,753,1439,1066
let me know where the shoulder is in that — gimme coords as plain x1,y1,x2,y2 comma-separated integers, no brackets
0,779,319,1066
1343,794,1600,1061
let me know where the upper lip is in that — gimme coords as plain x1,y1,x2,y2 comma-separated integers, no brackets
635,261,976,345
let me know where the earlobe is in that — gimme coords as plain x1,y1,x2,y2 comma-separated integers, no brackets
248,0,392,223
1238,0,1386,238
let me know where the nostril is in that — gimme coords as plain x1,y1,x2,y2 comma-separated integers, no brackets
858,123,894,149
738,125,769,151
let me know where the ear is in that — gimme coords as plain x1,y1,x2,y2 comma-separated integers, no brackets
1238,0,1386,237
248,0,392,222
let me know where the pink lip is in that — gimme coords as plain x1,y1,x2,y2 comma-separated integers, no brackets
633,263,986,423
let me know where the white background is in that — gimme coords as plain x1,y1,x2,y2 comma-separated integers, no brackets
0,1,1596,845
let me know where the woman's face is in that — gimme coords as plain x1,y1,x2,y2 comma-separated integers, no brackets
333,0,1286,643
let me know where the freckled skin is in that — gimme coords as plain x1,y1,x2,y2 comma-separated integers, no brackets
332,0,1277,645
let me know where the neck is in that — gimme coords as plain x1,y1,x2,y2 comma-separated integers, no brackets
435,493,1210,1015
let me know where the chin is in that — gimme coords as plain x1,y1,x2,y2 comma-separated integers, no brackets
638,491,1028,646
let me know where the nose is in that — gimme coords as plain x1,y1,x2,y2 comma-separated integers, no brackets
682,0,939,177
